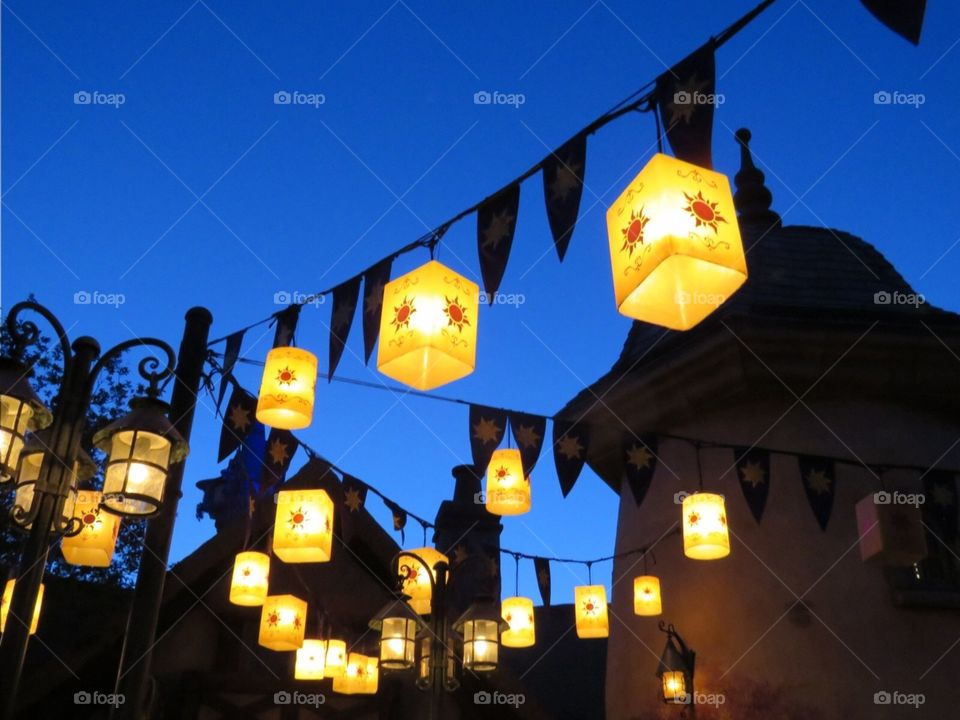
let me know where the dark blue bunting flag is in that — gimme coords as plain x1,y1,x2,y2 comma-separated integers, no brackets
509,411,547,476
923,470,958,544
623,434,659,506
362,257,393,364
861,0,925,45
734,447,771,524
477,184,520,302
384,498,407,542
798,456,835,531
542,133,587,262
273,304,301,347
328,275,361,381
534,557,551,607
262,428,297,489
469,404,507,470
341,474,368,514
217,331,244,410
218,386,258,462
552,419,590,497
656,41,717,169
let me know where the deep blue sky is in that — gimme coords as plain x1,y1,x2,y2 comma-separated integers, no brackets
3,1,959,602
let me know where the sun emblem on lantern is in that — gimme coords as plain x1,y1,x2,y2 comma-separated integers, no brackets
581,597,599,616
494,466,511,481
444,296,470,332
289,506,307,530
81,507,102,530
293,615,302,630
391,296,416,332
276,366,297,386
683,191,727,232
267,611,280,627
620,206,649,256
688,512,700,526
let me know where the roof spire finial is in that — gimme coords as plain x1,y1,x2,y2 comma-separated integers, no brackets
734,128,780,230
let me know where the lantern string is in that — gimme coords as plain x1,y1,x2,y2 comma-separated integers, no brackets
587,561,593,585
514,553,520,596
695,444,704,491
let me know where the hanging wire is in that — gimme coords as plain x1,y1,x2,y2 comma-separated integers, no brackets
514,553,521,596
586,561,593,585
695,442,705,491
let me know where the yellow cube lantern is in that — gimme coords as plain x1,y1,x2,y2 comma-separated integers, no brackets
574,585,609,639
62,491,121,567
0,579,43,635
333,653,379,695
377,260,479,391
484,448,531,516
400,548,448,615
682,493,730,560
501,596,536,648
295,639,327,680
273,489,333,563
606,153,747,330
256,346,318,430
229,551,270,606
258,594,307,651
324,638,347,678
633,575,663,616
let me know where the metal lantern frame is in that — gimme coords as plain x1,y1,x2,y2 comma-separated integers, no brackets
656,621,696,705
0,357,51,484
369,596,426,671
451,598,508,673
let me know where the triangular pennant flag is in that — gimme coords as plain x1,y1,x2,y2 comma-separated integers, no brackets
509,411,547,476
217,331,244,410
218,386,258,462
328,275,361,381
553,419,590,497
542,133,587,262
923,470,958,544
534,557,551,607
341,474,368,514
261,429,297,490
273,304,301,347
384,498,408,543
477,184,520,302
860,0,925,45
734,447,771,524
623,434,658,506
469,404,507,470
656,41,717,169
362,257,394,364
798,456,836,531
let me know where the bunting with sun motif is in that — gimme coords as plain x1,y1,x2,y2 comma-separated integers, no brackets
509,411,547,475
923,470,958,544
860,0,925,45
798,455,836,531
656,41,717,169
362,257,393,365
623,433,659,506
534,556,551,607
553,419,590,498
262,428,297,489
477,184,520,302
469,404,507,470
542,133,587,262
734,447,771,524
384,498,407,542
217,330,245,410
329,275,361,381
218,386,259,462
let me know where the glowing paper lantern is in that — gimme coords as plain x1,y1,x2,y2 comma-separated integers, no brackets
333,653,379,695
574,585,609,639
0,579,43,635
376,260,479,390
682,493,730,560
295,639,327,680
606,153,747,330
501,596,536,648
229,551,270,606
484,448,531,516
62,491,121,567
633,576,662,616
273,489,333,563
399,547,448,615
256,347,318,430
258,594,307,651
324,639,347,678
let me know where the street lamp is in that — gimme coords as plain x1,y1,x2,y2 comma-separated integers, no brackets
369,597,424,670
657,622,696,705
0,357,51,483
452,598,507,672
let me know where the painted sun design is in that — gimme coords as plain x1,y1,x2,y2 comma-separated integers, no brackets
582,598,599,616
289,507,307,530
391,296,416,332
267,611,280,627
81,507,102,529
494,466,511,482
275,366,296,386
293,615,302,630
444,295,470,332
688,512,700,526
683,191,727,232
620,206,649,256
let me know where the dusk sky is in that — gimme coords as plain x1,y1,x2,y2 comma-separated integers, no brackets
3,0,959,603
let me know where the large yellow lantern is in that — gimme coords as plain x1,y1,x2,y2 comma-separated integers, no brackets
0,579,43,635
501,596,536,648
0,358,51,483
62,491,121,567
606,153,746,330
400,548,448,615
256,347,318,430
324,638,347,678
633,575,663,616
272,489,333,563
333,653,379,695
376,259,479,390
295,639,327,680
229,551,270,606
574,585,609,639
258,594,307,651
682,493,730,560
484,448,531,516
